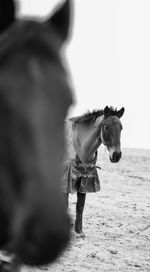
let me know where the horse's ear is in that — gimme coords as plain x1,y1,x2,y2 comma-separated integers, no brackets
0,0,16,33
47,0,72,45
104,106,110,118
117,107,125,118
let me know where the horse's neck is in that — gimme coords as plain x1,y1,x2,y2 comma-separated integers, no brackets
73,116,103,164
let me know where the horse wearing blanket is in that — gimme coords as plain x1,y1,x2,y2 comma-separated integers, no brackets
63,106,125,237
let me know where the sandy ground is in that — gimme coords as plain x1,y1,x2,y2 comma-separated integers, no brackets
0,147,147,271
21,147,150,272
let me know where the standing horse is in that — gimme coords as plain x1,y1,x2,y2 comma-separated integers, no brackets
63,106,125,237
0,0,73,270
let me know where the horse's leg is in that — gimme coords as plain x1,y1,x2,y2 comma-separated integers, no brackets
75,191,86,238
63,193,76,230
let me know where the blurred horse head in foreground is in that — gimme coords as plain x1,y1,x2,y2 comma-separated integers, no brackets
0,0,73,267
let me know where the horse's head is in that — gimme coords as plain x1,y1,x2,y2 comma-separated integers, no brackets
101,106,125,163
0,0,73,266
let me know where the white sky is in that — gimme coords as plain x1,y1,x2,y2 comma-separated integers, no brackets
18,0,150,150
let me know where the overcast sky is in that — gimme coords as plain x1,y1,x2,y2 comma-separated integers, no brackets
18,0,150,150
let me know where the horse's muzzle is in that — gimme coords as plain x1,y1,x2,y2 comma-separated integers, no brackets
110,151,122,163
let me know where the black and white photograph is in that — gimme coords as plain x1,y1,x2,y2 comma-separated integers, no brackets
0,0,150,271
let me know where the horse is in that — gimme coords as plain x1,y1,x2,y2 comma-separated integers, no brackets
0,0,73,270
63,106,125,237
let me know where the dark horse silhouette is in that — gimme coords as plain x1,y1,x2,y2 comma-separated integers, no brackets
0,0,73,270
63,106,125,238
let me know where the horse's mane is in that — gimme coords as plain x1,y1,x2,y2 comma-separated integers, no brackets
69,106,118,123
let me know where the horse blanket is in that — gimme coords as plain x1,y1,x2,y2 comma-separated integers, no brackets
63,154,100,194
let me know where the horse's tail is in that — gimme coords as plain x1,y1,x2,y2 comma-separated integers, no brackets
0,0,16,33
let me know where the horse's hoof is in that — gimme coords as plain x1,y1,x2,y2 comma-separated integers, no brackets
76,231,86,239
